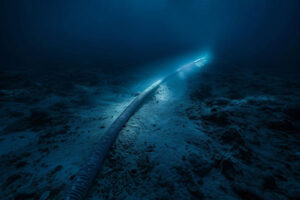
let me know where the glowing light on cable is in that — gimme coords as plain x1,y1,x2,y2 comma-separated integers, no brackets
193,56,208,67
175,54,210,74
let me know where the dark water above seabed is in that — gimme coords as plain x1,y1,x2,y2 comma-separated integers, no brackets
0,0,300,74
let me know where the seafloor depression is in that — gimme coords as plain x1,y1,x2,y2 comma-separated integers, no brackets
0,63,299,200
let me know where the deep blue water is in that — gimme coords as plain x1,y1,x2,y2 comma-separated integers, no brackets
1,0,300,72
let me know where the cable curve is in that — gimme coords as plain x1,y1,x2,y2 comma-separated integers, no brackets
65,60,203,199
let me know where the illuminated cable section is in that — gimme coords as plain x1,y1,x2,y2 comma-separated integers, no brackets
66,55,209,200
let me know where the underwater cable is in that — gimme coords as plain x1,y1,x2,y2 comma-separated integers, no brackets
66,56,208,200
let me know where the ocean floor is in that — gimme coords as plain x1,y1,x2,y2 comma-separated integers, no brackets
0,64,299,200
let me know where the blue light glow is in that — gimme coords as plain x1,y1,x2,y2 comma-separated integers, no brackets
193,53,210,68
176,53,211,73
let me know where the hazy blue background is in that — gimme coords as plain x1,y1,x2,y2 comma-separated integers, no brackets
1,0,299,71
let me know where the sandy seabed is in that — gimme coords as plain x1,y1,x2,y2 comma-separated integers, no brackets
0,64,299,200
